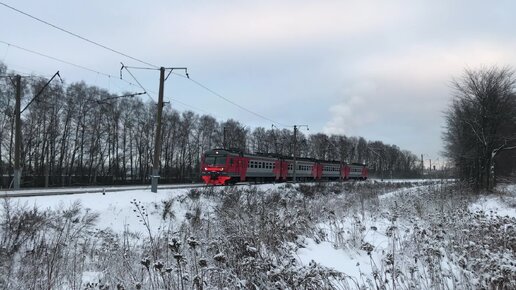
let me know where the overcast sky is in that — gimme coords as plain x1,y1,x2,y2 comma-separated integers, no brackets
1,0,515,164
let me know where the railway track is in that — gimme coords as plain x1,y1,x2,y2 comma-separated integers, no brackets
0,179,366,198
0,183,207,198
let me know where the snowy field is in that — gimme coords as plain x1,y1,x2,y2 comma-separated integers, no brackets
1,180,515,289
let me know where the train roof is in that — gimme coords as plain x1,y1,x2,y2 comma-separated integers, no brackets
204,148,243,155
204,149,367,166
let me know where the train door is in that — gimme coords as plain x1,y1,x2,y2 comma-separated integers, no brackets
238,157,249,181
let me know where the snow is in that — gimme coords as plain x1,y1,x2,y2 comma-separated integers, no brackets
12,188,191,233
469,184,516,218
6,182,288,234
297,238,371,279
3,181,514,289
81,271,103,285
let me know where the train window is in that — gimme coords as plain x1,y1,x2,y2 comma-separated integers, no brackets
204,156,226,166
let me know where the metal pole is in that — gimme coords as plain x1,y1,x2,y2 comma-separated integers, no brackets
13,75,21,190
223,126,227,149
293,125,297,182
151,67,165,193
421,154,424,178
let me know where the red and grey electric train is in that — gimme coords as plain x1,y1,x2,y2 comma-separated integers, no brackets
201,148,368,185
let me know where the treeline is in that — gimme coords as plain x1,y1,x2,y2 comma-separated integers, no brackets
0,63,421,187
443,66,516,189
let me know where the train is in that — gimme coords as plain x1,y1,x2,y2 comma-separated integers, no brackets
200,148,368,185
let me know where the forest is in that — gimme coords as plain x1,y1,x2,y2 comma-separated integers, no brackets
0,62,422,188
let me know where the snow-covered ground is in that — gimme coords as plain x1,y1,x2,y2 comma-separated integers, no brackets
13,188,189,233
469,183,516,218
9,183,284,234
1,180,514,289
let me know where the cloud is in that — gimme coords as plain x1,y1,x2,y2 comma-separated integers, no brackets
148,0,410,58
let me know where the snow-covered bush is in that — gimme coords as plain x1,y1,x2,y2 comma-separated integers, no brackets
1,180,514,289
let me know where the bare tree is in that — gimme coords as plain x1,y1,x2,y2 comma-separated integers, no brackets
0,61,425,187
444,66,516,189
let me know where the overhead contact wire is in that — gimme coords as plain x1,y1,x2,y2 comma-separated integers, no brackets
121,65,155,103
0,40,140,89
172,72,289,128
0,2,158,68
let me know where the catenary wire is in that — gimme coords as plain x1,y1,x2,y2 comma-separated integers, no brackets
0,40,140,90
0,2,158,68
172,72,290,128
170,98,214,116
121,65,155,103
2,44,279,128
2,37,290,128
1,2,294,127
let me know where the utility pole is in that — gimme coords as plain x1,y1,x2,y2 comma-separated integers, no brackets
12,71,60,189
293,125,297,182
421,154,424,177
223,126,227,149
271,124,278,154
120,64,188,193
121,64,188,192
13,75,21,190
151,67,165,193
292,125,308,183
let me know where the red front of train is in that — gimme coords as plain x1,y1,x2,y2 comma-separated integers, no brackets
201,149,247,185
